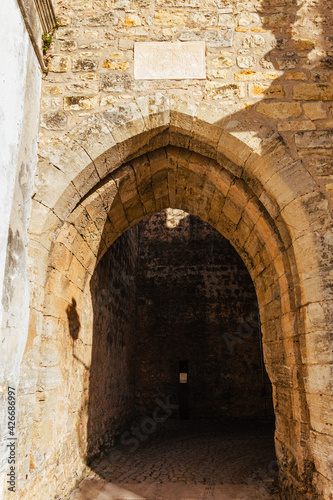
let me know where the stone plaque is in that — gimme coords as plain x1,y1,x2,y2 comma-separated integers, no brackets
134,41,206,80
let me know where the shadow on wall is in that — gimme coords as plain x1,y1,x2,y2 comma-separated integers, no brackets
213,0,332,142
66,298,81,345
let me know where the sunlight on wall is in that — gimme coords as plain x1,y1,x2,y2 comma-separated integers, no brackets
165,208,189,229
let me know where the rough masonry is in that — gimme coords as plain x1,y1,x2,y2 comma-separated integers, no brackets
5,0,332,499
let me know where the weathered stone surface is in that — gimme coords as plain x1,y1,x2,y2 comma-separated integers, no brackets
64,95,99,110
48,55,71,72
134,42,206,80
72,58,98,72
295,131,333,149
208,56,234,68
256,102,302,119
100,73,132,91
178,28,234,47
40,111,67,130
205,82,245,99
236,55,256,68
235,71,279,81
293,83,333,101
248,83,285,99
303,102,327,120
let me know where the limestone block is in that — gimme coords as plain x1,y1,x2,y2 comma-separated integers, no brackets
82,220,105,256
277,120,315,132
248,83,285,99
259,191,280,219
51,243,74,286
43,85,63,95
82,193,108,234
284,72,307,81
64,95,99,110
293,83,333,101
295,130,333,150
191,101,226,150
148,148,168,176
293,38,316,51
57,16,71,27
136,93,170,131
236,55,256,68
48,56,71,73
256,102,302,119
40,111,67,131
124,13,142,26
100,73,132,92
108,193,130,233
300,302,329,336
242,34,265,48
37,136,100,198
169,94,197,137
235,71,279,81
238,12,260,27
262,13,290,27
28,200,60,251
276,55,298,70
34,161,79,216
83,11,122,27
72,58,98,72
69,114,120,178
208,56,234,68
265,160,316,210
154,10,187,26
207,69,228,79
178,28,233,48
247,133,294,187
217,130,251,169
218,13,236,28
102,60,129,70
223,198,242,224
60,40,77,52
102,102,146,146
55,28,80,39
67,255,87,291
205,82,245,100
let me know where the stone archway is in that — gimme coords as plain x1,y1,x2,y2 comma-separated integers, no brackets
22,98,332,499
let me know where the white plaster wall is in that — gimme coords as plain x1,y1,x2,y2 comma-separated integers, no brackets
0,0,42,495
0,0,29,316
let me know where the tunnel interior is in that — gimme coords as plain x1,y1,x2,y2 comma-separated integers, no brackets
87,208,274,464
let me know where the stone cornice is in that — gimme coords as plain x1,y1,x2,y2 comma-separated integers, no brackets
16,0,56,72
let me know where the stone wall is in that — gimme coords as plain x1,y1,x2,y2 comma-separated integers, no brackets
88,224,138,459
135,209,271,420
40,0,333,212
16,0,333,498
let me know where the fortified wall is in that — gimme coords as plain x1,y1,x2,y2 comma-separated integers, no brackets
7,0,333,499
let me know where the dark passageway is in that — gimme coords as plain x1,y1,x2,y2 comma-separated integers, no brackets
81,209,277,499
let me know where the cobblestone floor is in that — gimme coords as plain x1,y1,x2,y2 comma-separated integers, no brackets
69,420,280,499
